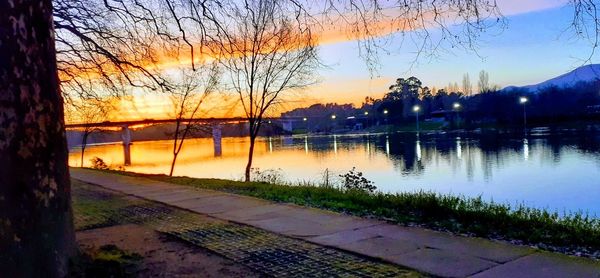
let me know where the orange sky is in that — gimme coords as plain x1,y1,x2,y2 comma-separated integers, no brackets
65,0,569,123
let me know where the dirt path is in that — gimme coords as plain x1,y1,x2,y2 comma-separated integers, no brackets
77,224,261,277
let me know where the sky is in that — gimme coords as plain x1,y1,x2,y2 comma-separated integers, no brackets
306,0,594,105
90,0,600,121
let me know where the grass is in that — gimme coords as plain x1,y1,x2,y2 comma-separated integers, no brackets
70,244,142,277
97,169,600,254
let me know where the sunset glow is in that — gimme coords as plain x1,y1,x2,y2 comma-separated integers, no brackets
64,0,585,122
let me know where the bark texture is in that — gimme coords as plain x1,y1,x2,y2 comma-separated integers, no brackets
0,0,75,276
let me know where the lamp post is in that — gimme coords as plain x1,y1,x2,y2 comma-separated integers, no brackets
383,109,389,125
302,117,307,131
413,105,421,132
519,96,528,131
331,114,336,132
364,111,369,128
453,102,461,128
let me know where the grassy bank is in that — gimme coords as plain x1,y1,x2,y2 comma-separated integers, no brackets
107,170,599,256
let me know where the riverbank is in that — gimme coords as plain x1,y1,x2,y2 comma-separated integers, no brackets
99,168,600,260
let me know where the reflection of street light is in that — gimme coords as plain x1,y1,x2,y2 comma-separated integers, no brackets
519,96,528,131
413,105,420,132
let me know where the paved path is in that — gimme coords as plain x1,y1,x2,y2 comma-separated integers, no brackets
72,179,418,277
71,168,600,278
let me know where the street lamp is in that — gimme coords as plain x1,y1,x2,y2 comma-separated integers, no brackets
453,102,461,128
519,96,528,131
331,114,336,119
413,105,420,132
364,111,369,115
383,109,389,125
303,117,307,121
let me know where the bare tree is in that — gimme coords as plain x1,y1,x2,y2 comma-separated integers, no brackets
462,73,473,96
65,100,111,167
569,0,600,63
478,70,490,94
0,0,74,275
164,66,220,176
213,0,319,182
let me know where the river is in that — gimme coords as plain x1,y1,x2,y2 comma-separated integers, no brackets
68,131,600,215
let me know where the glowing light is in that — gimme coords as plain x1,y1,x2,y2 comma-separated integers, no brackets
520,97,528,104
383,109,388,114
413,105,420,112
453,102,461,109
364,111,369,115
303,117,307,121
331,115,337,119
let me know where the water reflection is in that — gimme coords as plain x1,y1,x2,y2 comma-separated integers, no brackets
69,131,600,214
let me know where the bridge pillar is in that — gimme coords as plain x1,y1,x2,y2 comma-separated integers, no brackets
121,125,132,165
212,125,222,157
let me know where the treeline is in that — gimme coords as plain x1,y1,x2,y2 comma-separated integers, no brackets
282,76,600,129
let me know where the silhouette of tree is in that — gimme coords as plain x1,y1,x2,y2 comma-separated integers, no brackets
213,0,319,182
164,66,220,176
65,100,111,167
478,70,490,93
462,73,473,96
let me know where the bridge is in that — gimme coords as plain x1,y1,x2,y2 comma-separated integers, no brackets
65,117,308,166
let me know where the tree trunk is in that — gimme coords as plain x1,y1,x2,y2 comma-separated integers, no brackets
0,0,75,276
80,145,86,167
169,153,178,176
244,135,257,182
80,133,88,167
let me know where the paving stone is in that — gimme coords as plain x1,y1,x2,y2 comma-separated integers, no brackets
246,216,323,235
357,224,532,263
213,203,295,222
169,194,232,210
120,186,177,195
307,228,378,247
470,252,600,278
388,248,498,278
186,195,271,215
338,236,423,259
433,236,534,263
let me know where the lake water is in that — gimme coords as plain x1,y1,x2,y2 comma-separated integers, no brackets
68,131,600,215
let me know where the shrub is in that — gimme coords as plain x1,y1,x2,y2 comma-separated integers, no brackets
90,157,109,170
251,168,285,184
339,167,377,193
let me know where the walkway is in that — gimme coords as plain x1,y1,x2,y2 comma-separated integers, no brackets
70,168,600,278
